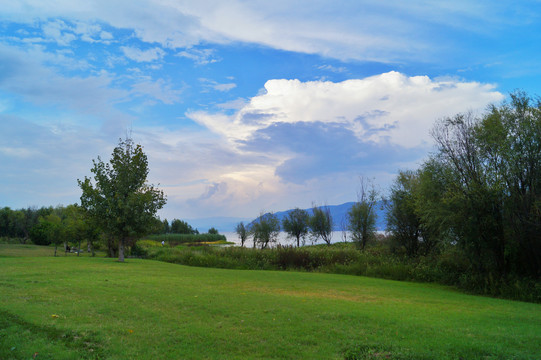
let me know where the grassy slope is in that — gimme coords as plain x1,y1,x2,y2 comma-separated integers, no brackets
0,251,540,359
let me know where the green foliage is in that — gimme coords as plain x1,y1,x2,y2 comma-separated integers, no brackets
309,204,333,245
386,170,423,256
282,208,310,247
146,233,226,244
161,219,170,234
235,221,248,247
207,227,219,234
426,92,541,278
249,212,280,249
78,137,166,261
170,219,196,234
1,206,54,244
348,179,379,250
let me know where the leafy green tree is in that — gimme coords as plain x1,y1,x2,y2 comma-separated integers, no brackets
235,221,248,247
348,178,379,250
29,221,53,246
63,204,88,256
171,219,196,234
475,92,541,277
208,227,219,235
41,211,65,257
0,207,10,238
78,137,166,262
162,219,170,234
249,212,280,249
427,91,541,277
282,208,309,247
386,171,420,256
309,205,333,245
0,207,36,243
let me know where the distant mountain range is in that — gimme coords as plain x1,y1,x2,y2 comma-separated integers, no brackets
187,201,387,233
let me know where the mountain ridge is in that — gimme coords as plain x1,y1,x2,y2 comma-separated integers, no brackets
257,201,387,231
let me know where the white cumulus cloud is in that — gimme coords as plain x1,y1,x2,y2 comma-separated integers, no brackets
189,71,504,149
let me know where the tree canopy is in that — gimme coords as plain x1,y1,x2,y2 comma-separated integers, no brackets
282,208,310,247
249,212,280,249
78,137,166,262
309,205,333,245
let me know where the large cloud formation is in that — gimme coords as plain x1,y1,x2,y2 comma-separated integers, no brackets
160,72,503,215
188,72,501,173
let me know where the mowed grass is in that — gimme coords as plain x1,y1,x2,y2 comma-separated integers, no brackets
0,250,540,359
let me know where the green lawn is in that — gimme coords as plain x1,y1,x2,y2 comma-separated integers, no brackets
0,248,539,359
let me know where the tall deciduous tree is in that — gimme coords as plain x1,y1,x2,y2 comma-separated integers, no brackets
348,178,379,250
386,171,422,256
282,208,309,247
78,137,166,262
427,91,541,277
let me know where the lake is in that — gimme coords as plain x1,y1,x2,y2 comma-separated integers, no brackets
221,231,354,247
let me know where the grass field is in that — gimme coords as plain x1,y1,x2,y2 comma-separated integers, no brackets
0,246,540,359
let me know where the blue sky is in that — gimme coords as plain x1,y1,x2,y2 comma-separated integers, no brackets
1,1,540,222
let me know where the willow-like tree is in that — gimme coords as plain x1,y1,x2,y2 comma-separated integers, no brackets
309,204,333,245
348,178,379,250
78,137,166,262
249,212,280,249
282,208,309,247
235,221,248,247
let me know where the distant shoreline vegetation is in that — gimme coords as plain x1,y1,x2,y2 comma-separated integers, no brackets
146,233,227,245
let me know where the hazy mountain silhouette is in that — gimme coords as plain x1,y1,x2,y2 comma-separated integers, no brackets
251,201,387,231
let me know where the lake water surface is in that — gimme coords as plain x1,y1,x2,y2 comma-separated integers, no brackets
222,231,352,247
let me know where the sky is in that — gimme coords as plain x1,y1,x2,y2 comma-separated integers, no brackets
1,1,541,224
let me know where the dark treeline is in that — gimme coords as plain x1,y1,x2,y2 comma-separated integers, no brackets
0,204,100,256
0,206,54,243
0,204,214,256
156,218,200,235
387,92,541,279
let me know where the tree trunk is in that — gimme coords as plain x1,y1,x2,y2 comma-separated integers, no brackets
107,236,117,258
118,238,125,262
78,240,81,257
90,240,95,257
54,243,58,257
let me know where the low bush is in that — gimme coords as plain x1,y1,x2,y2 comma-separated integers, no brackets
0,237,25,245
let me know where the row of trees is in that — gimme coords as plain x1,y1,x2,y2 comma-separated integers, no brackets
0,205,100,256
0,206,49,242
235,194,379,250
156,218,199,235
235,207,331,249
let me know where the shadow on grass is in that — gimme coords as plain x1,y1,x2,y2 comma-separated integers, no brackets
0,310,107,360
